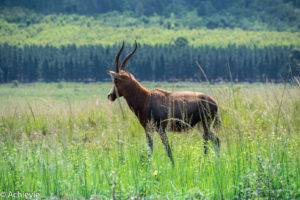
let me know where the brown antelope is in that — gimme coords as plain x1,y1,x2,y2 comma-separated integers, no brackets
107,41,220,165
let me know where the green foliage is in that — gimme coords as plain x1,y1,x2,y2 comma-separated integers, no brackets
0,0,299,31
0,8,299,47
175,37,189,47
11,80,19,88
0,83,299,199
0,5,298,82
0,43,295,83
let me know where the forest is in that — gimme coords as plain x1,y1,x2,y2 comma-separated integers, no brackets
0,0,299,82
0,43,296,83
1,0,299,31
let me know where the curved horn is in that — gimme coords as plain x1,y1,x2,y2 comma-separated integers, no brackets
120,41,137,71
115,42,125,73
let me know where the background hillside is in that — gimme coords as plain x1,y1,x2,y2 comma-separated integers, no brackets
0,0,299,82
1,0,300,31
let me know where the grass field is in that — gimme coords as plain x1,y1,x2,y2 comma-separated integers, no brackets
0,82,299,199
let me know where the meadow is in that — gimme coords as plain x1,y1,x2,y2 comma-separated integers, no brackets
0,82,299,199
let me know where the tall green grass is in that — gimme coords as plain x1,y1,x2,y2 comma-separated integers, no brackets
0,82,299,199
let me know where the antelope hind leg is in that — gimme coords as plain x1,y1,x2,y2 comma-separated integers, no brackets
211,131,220,156
203,130,220,155
144,124,155,156
158,128,174,166
145,131,153,156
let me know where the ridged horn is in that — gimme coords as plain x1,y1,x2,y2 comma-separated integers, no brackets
120,41,137,71
115,42,125,72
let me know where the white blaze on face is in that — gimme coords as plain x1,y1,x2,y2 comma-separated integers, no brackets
108,87,115,101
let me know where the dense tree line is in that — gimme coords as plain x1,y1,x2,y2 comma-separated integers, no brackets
1,0,299,31
0,43,295,83
1,0,299,15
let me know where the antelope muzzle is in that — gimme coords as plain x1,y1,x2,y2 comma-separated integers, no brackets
107,87,117,101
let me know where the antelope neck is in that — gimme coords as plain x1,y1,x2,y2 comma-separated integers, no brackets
122,80,150,117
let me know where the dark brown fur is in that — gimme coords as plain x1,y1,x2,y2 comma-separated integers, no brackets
107,42,220,165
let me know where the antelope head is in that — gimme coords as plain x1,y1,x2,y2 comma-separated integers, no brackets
107,41,138,101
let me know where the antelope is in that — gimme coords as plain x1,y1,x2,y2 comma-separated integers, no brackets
107,41,220,165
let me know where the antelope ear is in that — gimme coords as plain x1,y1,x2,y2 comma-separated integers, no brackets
107,70,119,79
